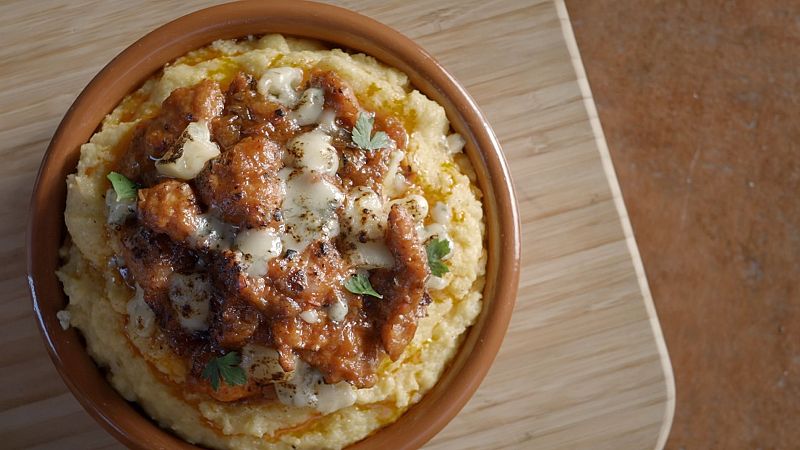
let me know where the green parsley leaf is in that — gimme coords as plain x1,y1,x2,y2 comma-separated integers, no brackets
427,238,451,277
201,352,247,391
351,112,391,151
107,171,138,201
345,273,383,298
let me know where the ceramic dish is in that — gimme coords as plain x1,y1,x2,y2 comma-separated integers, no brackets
27,1,519,448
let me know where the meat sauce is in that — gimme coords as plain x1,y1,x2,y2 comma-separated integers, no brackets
111,69,431,402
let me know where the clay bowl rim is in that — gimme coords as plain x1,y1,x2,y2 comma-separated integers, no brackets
26,1,521,449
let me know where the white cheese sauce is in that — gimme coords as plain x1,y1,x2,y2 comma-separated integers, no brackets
347,241,394,269
291,88,325,126
126,284,155,337
344,186,386,241
168,273,211,332
285,129,339,176
155,121,220,180
274,359,356,414
257,67,303,106
281,171,344,253
388,194,428,223
240,344,291,383
235,227,282,277
326,292,349,322
105,188,136,225
192,213,235,251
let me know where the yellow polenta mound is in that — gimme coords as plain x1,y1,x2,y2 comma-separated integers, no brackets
57,34,485,449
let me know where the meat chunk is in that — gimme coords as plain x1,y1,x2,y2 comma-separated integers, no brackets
195,136,284,228
339,146,391,193
206,251,262,348
118,80,224,186
116,224,200,354
137,180,202,244
274,315,382,387
309,70,405,148
266,241,349,309
211,295,261,348
310,70,361,127
370,205,430,360
211,72,299,149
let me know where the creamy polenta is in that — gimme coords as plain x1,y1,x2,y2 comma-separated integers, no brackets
57,34,485,449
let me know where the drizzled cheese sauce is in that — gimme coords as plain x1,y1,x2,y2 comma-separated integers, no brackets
168,273,211,332
281,171,344,253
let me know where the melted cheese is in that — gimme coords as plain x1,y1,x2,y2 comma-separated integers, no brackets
347,241,394,269
192,213,235,250
299,309,320,324
388,194,428,222
105,188,136,225
126,285,155,337
431,202,451,224
235,227,282,277
344,186,385,241
275,359,356,414
382,150,407,198
257,67,303,106
326,293,349,322
281,171,344,252
317,109,338,133
155,121,220,180
240,344,291,383
286,129,339,176
291,88,325,126
168,274,211,332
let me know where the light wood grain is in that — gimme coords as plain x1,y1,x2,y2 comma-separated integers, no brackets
0,1,674,448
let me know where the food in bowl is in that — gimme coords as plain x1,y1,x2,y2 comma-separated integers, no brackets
57,34,485,449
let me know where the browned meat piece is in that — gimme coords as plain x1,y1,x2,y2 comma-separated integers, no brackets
370,205,430,360
195,136,284,228
310,70,361,127
339,146,391,193
118,225,175,301
207,252,262,348
116,224,200,354
310,70,405,147
266,241,349,309
211,72,300,149
137,180,202,244
375,114,408,150
273,314,383,387
117,80,224,186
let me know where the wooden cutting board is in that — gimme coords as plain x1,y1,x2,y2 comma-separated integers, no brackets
0,0,675,448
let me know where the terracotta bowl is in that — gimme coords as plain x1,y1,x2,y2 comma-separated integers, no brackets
27,1,520,448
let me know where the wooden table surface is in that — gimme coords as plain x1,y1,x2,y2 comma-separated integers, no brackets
0,1,674,448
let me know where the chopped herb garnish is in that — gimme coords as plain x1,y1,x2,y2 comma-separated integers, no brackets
345,273,383,298
351,112,391,151
427,238,451,277
201,352,247,391
107,171,138,201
